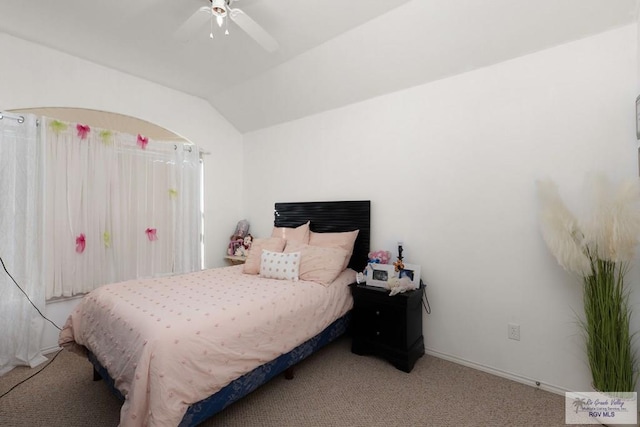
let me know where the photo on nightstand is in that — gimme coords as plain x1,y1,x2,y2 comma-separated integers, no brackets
399,263,421,287
365,263,396,288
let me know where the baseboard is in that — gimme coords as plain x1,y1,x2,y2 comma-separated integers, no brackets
424,347,570,396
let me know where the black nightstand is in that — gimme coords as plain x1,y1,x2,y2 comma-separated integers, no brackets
350,283,424,373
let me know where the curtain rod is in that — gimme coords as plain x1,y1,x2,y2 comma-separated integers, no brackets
173,144,210,155
174,144,195,152
0,112,25,123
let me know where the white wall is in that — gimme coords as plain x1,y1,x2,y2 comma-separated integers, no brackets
243,25,639,393
0,33,243,351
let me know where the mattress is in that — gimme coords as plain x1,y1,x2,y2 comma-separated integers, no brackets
59,265,354,427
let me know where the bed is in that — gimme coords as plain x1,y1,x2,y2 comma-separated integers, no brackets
59,200,370,427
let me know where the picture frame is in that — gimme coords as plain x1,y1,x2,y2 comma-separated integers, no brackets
365,263,397,288
398,263,421,288
636,94,640,140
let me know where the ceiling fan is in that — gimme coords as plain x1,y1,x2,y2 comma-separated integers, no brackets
177,0,279,52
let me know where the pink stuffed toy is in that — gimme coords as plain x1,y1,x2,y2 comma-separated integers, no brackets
367,250,391,264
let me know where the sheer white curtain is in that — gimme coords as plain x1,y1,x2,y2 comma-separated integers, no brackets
43,118,201,298
0,113,47,375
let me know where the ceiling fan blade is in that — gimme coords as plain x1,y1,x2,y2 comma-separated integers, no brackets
174,6,211,42
229,8,279,52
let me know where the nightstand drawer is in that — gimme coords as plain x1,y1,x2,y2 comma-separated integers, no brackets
355,302,404,348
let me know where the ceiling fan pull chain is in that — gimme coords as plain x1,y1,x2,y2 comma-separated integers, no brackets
209,13,214,39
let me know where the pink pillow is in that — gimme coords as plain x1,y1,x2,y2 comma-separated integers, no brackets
308,230,359,269
271,221,310,244
284,242,350,286
243,237,286,274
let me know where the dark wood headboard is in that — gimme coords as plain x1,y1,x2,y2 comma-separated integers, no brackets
274,200,371,272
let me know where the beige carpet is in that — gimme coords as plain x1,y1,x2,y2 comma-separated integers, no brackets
0,337,587,426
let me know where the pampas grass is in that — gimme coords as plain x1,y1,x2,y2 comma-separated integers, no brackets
537,174,640,393
536,179,590,276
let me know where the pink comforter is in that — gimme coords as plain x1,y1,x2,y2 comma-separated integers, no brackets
59,265,354,426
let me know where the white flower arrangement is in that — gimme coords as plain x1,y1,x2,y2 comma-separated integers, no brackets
538,175,640,273
537,174,640,392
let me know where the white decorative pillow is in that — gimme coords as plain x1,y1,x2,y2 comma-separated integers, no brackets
259,250,301,281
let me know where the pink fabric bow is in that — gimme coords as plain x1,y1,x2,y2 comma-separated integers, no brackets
145,228,158,241
137,134,148,150
76,124,90,140
75,233,86,253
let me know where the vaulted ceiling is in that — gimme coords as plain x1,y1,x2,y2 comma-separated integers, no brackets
0,0,637,133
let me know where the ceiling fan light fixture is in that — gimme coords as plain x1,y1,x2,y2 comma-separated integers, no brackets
210,0,227,18
187,0,278,51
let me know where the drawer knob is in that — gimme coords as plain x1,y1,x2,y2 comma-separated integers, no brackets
376,331,380,336
376,310,380,315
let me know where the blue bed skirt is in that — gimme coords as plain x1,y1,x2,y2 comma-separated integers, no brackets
88,312,351,426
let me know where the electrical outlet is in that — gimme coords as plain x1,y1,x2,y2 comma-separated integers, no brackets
508,323,520,341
